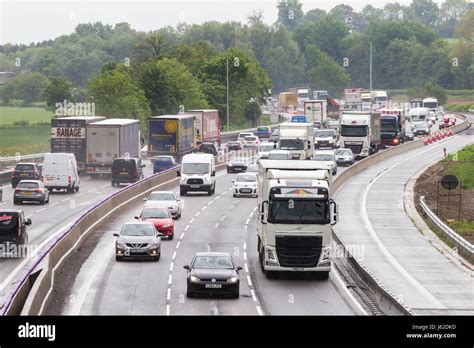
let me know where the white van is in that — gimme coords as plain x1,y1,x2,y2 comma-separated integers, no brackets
178,153,215,196
42,153,80,193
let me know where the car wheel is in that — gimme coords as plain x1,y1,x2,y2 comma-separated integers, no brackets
155,251,161,261
41,197,45,205
75,185,80,192
111,181,115,187
211,184,216,194
318,271,330,280
186,288,194,298
13,199,19,205
232,291,240,299
116,256,123,261
168,233,174,240
180,188,186,196
233,194,237,197
207,188,212,196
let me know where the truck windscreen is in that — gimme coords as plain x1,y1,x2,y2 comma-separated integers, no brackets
279,139,304,150
341,125,368,137
423,102,438,109
381,119,397,132
268,198,330,224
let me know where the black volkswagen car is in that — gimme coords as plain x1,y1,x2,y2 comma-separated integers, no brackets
184,252,242,298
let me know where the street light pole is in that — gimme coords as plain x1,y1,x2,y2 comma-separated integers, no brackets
226,58,230,132
369,42,373,92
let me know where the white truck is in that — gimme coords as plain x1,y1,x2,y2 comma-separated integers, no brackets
422,97,439,113
361,92,372,110
257,160,338,279
278,123,314,160
86,119,141,177
371,90,388,108
339,111,381,158
304,100,327,124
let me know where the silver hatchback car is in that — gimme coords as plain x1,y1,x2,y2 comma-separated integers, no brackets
14,180,49,205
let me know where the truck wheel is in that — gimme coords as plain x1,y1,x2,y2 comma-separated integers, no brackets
211,184,216,194
317,271,330,280
75,185,80,192
180,188,187,196
207,188,212,196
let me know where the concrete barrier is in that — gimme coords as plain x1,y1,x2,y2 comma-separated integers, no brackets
3,114,469,316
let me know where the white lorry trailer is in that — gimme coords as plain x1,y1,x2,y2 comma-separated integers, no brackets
304,100,327,124
278,123,314,160
339,111,381,158
257,160,338,279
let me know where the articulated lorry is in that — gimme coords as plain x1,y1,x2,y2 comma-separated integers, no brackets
148,115,194,163
379,108,406,147
304,100,327,124
51,116,105,173
257,160,338,279
186,109,220,145
339,111,381,157
86,119,141,176
278,122,314,160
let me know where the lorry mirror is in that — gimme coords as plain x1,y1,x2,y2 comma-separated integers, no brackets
330,199,338,225
308,142,311,150
176,170,181,177
26,218,32,226
211,171,216,177
113,233,119,237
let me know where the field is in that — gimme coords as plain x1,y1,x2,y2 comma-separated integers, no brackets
0,106,53,126
446,144,474,189
0,126,50,156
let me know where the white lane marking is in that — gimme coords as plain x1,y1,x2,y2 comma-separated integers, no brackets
244,263,249,273
190,218,195,224
184,225,190,232
169,262,174,272
207,200,214,206
101,184,109,188
36,208,46,214
167,288,171,301
166,304,171,316
244,252,247,260
172,251,177,260
195,211,200,217
246,275,252,286
168,274,173,285
219,216,226,222
179,233,185,240
243,243,247,250
252,206,257,213
250,289,257,302
358,138,458,308
0,202,7,206
87,189,96,193
62,197,71,202
176,242,181,249
214,223,219,229
245,225,248,229
245,218,250,225
50,202,58,207
76,193,85,197
256,306,264,316
332,267,368,315
201,205,207,211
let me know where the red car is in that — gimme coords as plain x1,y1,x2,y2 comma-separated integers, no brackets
136,206,174,240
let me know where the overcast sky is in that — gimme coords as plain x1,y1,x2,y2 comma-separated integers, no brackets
0,0,447,44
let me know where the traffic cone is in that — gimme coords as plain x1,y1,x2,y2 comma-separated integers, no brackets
436,132,441,141
423,136,428,145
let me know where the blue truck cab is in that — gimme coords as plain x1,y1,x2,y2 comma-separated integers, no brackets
291,115,308,123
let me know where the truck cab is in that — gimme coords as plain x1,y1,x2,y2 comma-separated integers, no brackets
257,160,337,279
339,111,381,157
278,123,314,160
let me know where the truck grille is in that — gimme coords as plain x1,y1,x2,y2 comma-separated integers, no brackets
345,144,362,154
275,236,322,268
187,178,204,185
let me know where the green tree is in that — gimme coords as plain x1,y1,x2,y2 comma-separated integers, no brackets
139,57,208,115
305,45,349,97
408,82,448,104
42,77,76,110
410,0,441,27
87,66,151,126
439,0,468,37
304,9,327,23
0,72,48,105
277,0,304,31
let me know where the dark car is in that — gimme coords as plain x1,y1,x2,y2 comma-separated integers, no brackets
198,142,219,156
227,159,248,173
153,156,177,174
184,252,242,298
14,180,49,205
0,210,31,256
111,158,145,187
268,130,279,143
255,126,272,138
225,141,242,151
11,163,41,188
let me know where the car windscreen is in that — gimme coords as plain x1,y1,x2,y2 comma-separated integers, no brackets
148,193,175,201
244,136,257,141
239,133,252,138
193,256,234,269
235,174,257,182
17,182,40,189
335,150,351,156
340,125,368,137
313,155,334,161
141,209,169,219
257,127,269,131
279,139,304,150
121,224,155,236
0,213,19,237
182,163,210,174
15,164,35,171
315,131,335,137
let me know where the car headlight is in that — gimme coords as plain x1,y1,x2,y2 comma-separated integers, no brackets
204,177,210,181
227,276,239,283
149,242,160,248
161,223,172,228
181,177,186,181
116,240,127,249
190,275,200,283
228,163,233,167
328,139,334,143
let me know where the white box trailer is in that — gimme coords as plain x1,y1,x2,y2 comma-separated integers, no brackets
86,118,140,176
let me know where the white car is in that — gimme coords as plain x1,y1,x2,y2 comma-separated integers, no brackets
237,132,253,144
334,148,355,166
143,191,181,219
312,150,337,175
242,135,260,148
268,150,292,160
314,129,338,149
232,173,257,197
258,142,277,159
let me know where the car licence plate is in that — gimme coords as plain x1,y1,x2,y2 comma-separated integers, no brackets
120,172,128,175
20,173,28,176
205,284,222,288
130,249,144,254
241,189,251,193
190,185,200,188
22,191,33,195
235,168,242,171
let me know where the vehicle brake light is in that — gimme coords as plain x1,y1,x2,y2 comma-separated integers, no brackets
11,172,15,177
40,175,44,181
34,189,42,193
68,176,71,184
15,189,20,193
